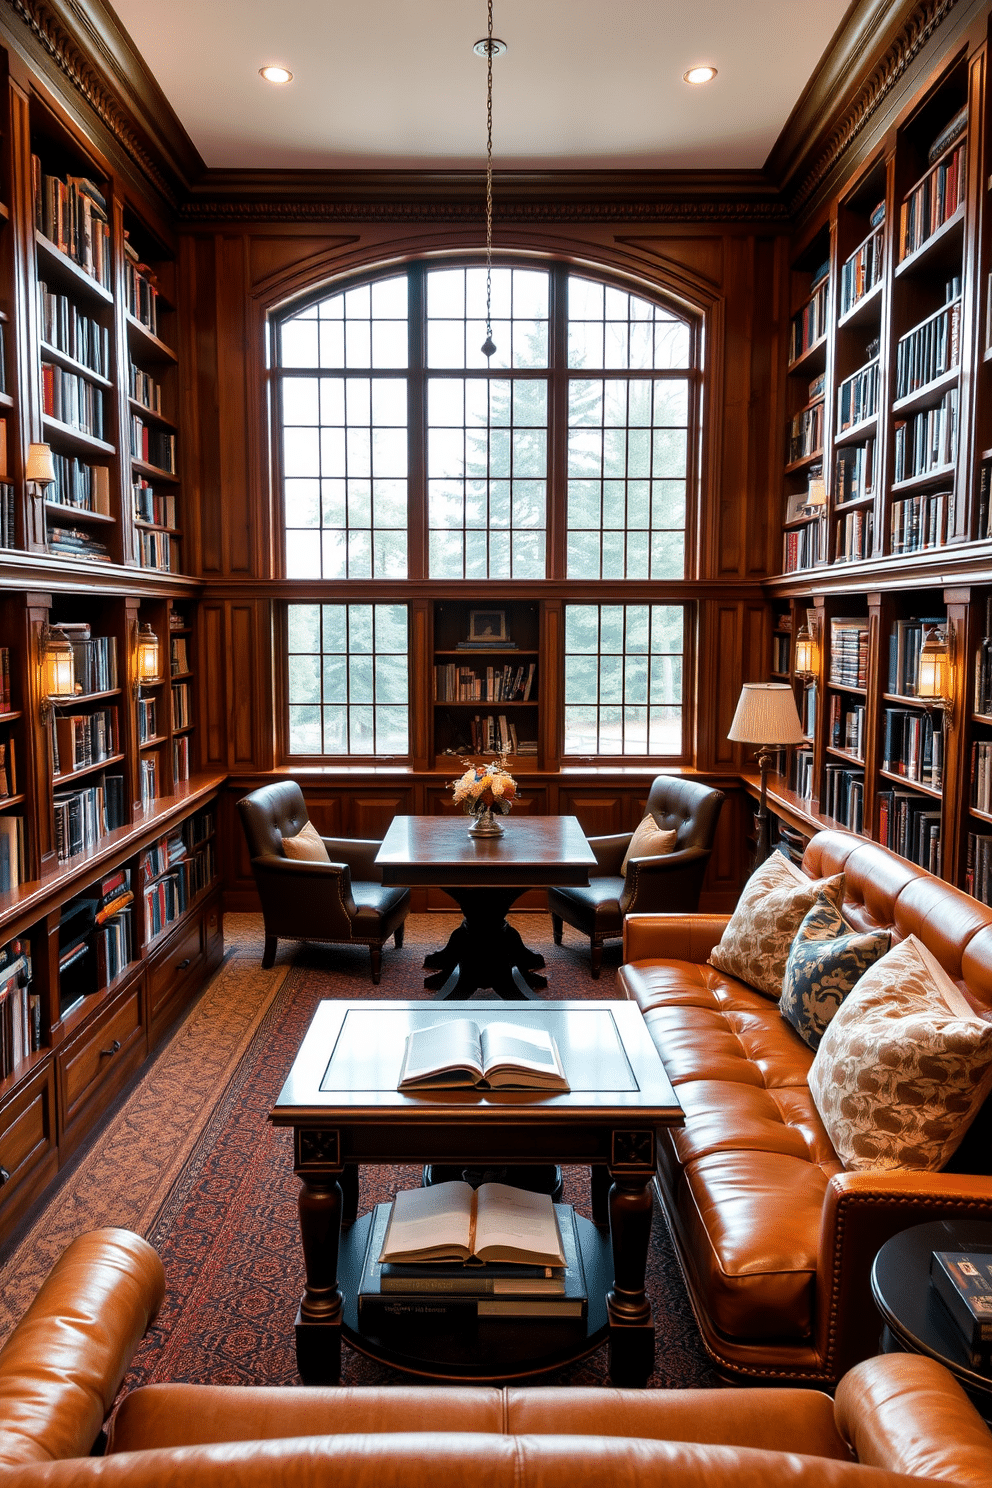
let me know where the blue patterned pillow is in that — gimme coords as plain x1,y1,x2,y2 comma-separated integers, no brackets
780,892,890,1050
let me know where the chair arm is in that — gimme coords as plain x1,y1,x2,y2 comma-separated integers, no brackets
623,913,730,964
320,837,382,882
835,1354,992,1485
816,1170,992,1378
621,846,709,913
586,833,630,876
250,857,358,919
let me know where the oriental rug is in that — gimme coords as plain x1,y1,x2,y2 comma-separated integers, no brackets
0,913,720,1391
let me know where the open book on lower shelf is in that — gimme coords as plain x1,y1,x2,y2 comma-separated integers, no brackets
378,1179,567,1267
398,1018,569,1091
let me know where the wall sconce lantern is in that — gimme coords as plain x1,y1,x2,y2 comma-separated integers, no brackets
135,623,161,685
39,622,75,721
917,624,954,724
25,442,55,489
794,619,819,685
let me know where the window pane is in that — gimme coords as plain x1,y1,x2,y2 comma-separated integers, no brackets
286,604,409,755
564,604,683,756
426,267,549,370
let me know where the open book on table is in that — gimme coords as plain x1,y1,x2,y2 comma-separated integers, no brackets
378,1179,567,1267
397,1018,569,1092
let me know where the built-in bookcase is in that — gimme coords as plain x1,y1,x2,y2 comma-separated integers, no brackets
431,599,541,768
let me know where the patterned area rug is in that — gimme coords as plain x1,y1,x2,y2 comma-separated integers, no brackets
2,913,720,1391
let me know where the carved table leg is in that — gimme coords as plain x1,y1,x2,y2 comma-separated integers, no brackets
607,1171,655,1387
295,1174,343,1384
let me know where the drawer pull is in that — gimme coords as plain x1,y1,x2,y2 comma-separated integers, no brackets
100,1040,121,1057
0,1166,9,1186
176,958,191,970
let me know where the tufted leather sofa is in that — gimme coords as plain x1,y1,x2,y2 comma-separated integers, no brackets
620,828,992,1386
2,1228,992,1488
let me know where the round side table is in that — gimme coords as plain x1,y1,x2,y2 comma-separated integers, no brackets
871,1220,992,1416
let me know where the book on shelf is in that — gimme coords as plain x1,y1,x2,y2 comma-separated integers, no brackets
133,480,176,530
823,764,865,832
37,282,111,375
882,707,942,788
52,707,118,775
95,869,132,986
892,387,958,482
787,399,823,464
398,1018,569,1092
139,755,157,813
378,1180,567,1267
42,362,106,439
0,738,17,799
967,833,992,905
123,233,160,336
0,817,25,893
31,159,111,289
48,526,111,563
888,617,945,697
976,600,992,714
876,789,941,871
0,481,16,550
836,358,879,431
60,630,118,693
900,136,966,259
836,440,875,505
840,221,884,316
930,1250,992,1364
895,281,961,398
52,772,125,864
829,694,865,758
0,646,9,712
173,733,190,782
783,516,825,573
138,528,172,570
835,505,874,563
890,488,952,554
789,267,829,363
0,937,38,1079
829,618,869,689
792,746,814,802
129,362,163,414
130,415,176,473
972,742,992,815
50,455,110,515
357,1198,586,1324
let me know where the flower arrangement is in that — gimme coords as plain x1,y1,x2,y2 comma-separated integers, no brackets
452,753,517,835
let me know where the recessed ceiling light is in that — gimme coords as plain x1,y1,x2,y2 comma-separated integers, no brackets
683,65,717,85
259,65,293,84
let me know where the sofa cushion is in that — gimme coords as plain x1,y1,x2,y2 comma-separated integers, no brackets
780,893,891,1051
281,820,330,862
708,852,845,999
620,816,677,875
809,934,992,1172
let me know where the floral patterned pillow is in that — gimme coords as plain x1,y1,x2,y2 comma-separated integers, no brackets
809,935,992,1172
708,851,845,999
780,892,890,1050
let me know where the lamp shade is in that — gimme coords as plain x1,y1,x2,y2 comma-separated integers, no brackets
25,442,55,483
728,683,807,746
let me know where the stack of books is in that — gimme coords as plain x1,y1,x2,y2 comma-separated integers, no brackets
930,1250,992,1370
357,1181,587,1330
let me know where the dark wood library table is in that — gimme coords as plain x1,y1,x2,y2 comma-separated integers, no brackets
375,815,596,999
270,999,682,1387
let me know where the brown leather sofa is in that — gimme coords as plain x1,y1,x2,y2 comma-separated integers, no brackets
2,1228,992,1488
620,828,992,1386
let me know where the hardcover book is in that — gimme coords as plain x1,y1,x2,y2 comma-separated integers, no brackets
398,1018,569,1092
378,1179,567,1267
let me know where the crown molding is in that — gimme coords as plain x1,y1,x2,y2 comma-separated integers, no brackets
178,169,790,227
768,0,974,218
1,0,203,205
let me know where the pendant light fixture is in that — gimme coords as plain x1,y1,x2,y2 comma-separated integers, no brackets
474,1,506,359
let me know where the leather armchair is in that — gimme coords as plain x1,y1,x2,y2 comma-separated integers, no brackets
236,780,409,983
548,775,725,977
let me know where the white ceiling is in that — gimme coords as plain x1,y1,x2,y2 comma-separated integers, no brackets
109,0,853,172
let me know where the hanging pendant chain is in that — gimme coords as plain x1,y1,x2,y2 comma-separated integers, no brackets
484,0,494,350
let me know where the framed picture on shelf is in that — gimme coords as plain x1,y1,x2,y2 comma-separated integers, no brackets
467,610,508,644
785,491,809,524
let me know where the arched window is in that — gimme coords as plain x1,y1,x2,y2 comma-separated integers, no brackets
274,262,700,760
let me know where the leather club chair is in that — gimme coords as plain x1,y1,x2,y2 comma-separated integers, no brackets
548,775,725,978
236,780,409,983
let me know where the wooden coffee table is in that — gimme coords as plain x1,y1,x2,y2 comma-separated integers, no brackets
269,999,683,1386
375,815,596,999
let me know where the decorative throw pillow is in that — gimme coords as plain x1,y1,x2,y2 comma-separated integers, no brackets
809,934,992,1173
708,851,845,999
281,820,330,863
780,892,890,1050
620,816,678,875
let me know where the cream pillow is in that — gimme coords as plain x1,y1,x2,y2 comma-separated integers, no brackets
809,934,992,1173
621,816,678,875
281,820,330,863
708,851,844,998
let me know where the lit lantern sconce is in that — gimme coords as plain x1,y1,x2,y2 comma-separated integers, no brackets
917,624,954,725
794,618,819,686
25,442,55,491
39,621,75,722
135,623,161,686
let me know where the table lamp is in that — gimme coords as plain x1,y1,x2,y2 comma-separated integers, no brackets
728,682,807,866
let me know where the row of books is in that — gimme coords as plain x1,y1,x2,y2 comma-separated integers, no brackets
31,159,111,290
140,756,157,812
0,737,17,799
172,681,192,730
772,632,791,674
881,707,943,789
895,286,961,399
143,840,215,939
788,264,829,364
823,764,865,832
839,214,884,317
890,488,952,554
467,713,524,756
0,939,38,1080
836,439,875,504
835,506,874,562
829,618,869,689
141,827,186,884
836,358,878,432
173,734,190,782
792,746,814,802
137,696,157,744
977,461,992,542
63,628,118,694
49,454,111,515
130,417,176,474
876,789,941,872
48,525,111,563
829,694,865,757
434,661,536,703
0,816,25,892
888,617,944,697
95,865,135,987
124,238,160,336
899,138,966,259
137,528,172,569
53,772,125,864
971,742,992,815
783,515,825,572
133,479,177,529
965,834,992,907
0,482,14,548
129,363,162,416
171,637,190,675
42,362,106,440
892,387,958,482
787,398,824,464
50,707,118,775
38,282,112,377
0,648,10,713
974,606,992,714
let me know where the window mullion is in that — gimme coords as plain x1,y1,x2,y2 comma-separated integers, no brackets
407,266,427,581
548,266,569,580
